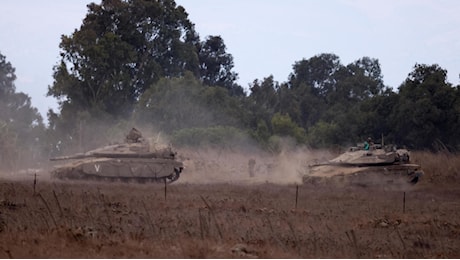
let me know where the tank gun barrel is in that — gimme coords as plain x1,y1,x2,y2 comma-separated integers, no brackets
50,153,88,161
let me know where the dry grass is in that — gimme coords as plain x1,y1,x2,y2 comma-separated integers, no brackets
0,149,459,258
412,151,460,185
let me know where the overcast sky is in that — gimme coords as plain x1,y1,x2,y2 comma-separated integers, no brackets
1,0,459,121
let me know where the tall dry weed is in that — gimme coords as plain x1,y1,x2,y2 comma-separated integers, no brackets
412,151,460,184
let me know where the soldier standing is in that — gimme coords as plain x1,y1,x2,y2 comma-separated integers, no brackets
248,158,256,177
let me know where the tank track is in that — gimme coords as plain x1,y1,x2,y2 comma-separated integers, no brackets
303,165,423,187
52,167,182,184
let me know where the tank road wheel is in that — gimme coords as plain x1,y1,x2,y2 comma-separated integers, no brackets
164,167,182,184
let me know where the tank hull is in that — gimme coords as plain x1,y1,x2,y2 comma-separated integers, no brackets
303,163,422,186
52,157,183,183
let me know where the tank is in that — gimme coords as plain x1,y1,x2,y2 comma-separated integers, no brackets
303,142,423,186
50,128,184,184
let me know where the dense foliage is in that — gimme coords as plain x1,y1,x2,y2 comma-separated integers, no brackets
0,52,45,170
46,0,242,149
1,0,460,169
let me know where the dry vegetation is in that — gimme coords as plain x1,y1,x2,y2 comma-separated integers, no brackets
0,149,459,258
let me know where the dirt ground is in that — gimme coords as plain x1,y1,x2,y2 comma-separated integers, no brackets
1,148,459,258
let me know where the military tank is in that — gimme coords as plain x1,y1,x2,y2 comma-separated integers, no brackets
50,128,184,184
303,142,423,186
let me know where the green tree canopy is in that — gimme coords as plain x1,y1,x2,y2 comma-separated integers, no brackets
47,0,241,147
48,0,200,121
392,64,460,150
332,57,386,104
271,112,306,144
289,53,342,98
198,35,243,96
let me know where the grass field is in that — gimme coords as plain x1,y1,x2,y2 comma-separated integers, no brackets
0,149,459,258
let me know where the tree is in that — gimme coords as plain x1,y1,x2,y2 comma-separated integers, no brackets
271,112,306,144
306,120,340,148
0,52,44,170
286,53,344,130
198,35,243,96
288,53,342,98
48,0,200,124
357,89,399,143
246,76,278,126
47,0,244,150
392,64,459,150
282,55,392,146
332,57,386,104
312,57,388,145
135,72,244,131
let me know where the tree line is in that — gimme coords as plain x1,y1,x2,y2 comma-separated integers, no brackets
1,0,459,170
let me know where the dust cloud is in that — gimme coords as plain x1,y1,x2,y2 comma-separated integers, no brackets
5,123,412,189
177,142,335,186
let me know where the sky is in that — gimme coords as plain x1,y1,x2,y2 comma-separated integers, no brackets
1,0,459,122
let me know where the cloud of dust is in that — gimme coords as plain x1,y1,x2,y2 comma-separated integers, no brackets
177,137,336,186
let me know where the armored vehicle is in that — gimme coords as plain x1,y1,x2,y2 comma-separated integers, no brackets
50,128,184,184
304,142,423,186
